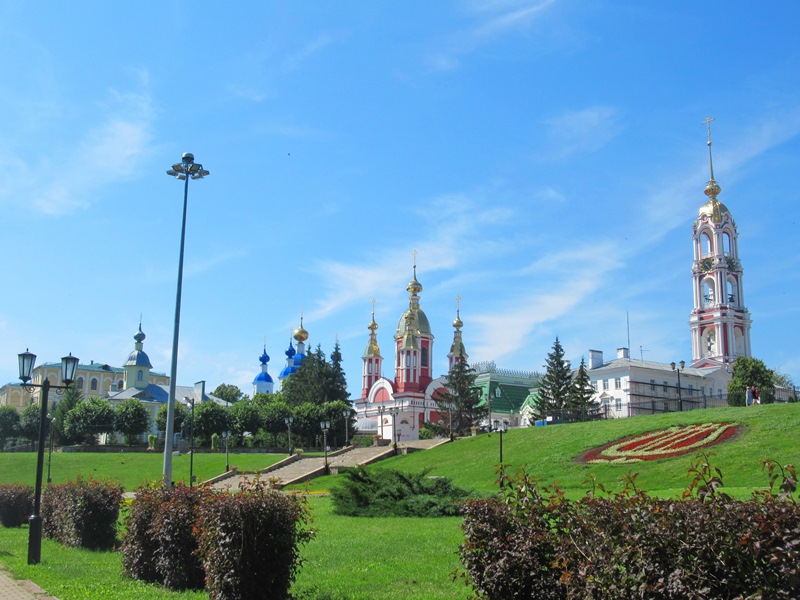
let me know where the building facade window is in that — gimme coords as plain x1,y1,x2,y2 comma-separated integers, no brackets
614,377,621,390
663,381,669,392
603,379,609,391
137,370,144,381
650,379,656,390
421,347,428,367
615,397,622,411
77,377,84,390
117,380,123,390
90,378,98,391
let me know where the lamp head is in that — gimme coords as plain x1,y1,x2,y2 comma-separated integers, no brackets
18,349,36,383
182,152,195,164
61,353,79,385
670,361,676,371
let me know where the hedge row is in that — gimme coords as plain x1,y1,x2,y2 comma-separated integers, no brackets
42,477,123,550
0,484,33,527
460,457,799,599
122,480,313,600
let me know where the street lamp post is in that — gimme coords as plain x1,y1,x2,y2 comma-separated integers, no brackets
46,414,54,485
163,153,210,488
224,431,231,472
671,360,686,412
320,421,331,474
342,409,350,446
285,416,294,455
389,407,400,455
17,350,79,565
493,419,509,487
188,397,196,487
377,405,385,441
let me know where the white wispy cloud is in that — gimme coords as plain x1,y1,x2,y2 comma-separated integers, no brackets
542,106,622,160
425,0,559,71
282,33,340,72
1,72,155,216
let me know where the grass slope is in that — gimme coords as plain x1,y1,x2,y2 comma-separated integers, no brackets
306,404,800,498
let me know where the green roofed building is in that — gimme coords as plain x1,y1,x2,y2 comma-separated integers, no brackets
472,361,541,429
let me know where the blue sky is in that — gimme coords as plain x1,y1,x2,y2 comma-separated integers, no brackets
2,1,799,398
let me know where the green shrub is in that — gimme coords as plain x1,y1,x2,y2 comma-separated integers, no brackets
351,435,374,448
121,484,204,590
195,480,313,600
41,477,123,550
331,467,471,517
0,483,33,527
459,456,800,599
418,426,433,440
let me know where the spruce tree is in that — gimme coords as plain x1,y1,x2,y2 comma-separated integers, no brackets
568,357,599,421
429,352,485,437
537,337,573,417
330,340,350,403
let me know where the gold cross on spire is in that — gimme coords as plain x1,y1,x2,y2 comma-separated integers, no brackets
702,115,716,180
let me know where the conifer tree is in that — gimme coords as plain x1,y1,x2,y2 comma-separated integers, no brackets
537,337,573,417
429,352,485,437
568,357,599,420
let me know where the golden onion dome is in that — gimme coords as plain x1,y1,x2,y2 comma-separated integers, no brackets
406,275,422,295
453,315,463,329
293,324,308,343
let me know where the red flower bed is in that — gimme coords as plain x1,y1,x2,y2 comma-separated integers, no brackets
580,422,739,464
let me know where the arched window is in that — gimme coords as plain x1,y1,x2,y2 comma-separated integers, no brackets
726,279,737,305
701,231,713,256
703,278,716,307
76,377,84,390
137,370,144,382
117,380,123,390
722,231,732,255
90,378,98,391
421,347,428,367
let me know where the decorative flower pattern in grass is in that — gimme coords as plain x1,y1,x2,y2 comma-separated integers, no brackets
580,422,740,464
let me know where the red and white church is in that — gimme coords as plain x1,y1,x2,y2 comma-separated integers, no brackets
353,265,468,442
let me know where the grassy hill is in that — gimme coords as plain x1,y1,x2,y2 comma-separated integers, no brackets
309,403,800,499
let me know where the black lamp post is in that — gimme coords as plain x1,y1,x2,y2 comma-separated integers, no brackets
18,349,79,565
342,409,350,446
285,416,294,455
163,153,210,488
224,431,231,472
46,414,54,485
493,419,509,487
320,421,331,474
671,360,685,412
377,405,385,440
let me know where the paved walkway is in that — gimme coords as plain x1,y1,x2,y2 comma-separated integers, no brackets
0,566,57,600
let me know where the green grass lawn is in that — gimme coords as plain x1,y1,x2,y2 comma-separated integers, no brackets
0,450,287,491
0,403,798,598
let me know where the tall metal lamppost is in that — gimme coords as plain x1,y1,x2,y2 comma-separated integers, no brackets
320,421,331,474
187,397,196,487
389,406,400,455
671,360,686,412
377,405,385,441
224,431,231,472
285,416,294,454
342,409,350,446
163,153,210,488
18,350,79,565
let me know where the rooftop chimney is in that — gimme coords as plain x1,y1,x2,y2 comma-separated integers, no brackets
589,349,603,369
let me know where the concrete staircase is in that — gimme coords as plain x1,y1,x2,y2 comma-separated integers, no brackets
207,439,450,491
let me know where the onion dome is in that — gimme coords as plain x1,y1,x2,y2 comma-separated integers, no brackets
134,326,146,343
285,340,296,359
453,313,463,330
254,371,273,384
293,315,309,343
406,270,423,295
259,347,270,365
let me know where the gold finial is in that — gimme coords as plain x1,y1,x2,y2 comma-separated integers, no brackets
702,115,715,181
453,295,463,329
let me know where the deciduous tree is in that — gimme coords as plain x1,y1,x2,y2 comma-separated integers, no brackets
115,398,150,446
64,397,116,446
0,406,20,450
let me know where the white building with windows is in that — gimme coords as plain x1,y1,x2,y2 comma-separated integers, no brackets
586,347,730,418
